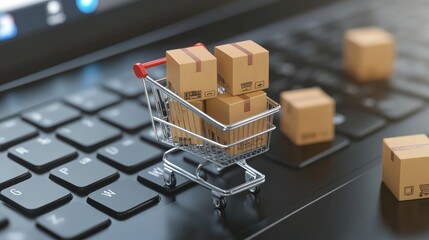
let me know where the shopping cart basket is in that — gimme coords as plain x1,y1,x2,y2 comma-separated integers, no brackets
133,43,281,209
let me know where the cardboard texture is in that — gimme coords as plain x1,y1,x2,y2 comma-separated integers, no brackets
215,40,269,96
169,100,205,145
280,87,335,146
344,27,395,82
382,134,429,201
206,91,267,155
166,46,217,101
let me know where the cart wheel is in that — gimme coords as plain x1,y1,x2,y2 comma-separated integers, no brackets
213,196,227,210
245,171,260,194
249,185,261,194
164,171,176,187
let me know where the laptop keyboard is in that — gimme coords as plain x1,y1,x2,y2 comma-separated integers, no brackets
1,1,429,238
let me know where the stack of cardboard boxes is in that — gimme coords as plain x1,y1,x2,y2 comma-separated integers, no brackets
166,40,269,155
166,46,216,145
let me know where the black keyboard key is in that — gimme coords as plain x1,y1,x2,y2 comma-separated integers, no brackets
50,157,119,195
98,139,162,173
0,213,8,230
104,77,144,97
265,122,350,168
391,76,429,100
0,178,72,217
358,92,424,120
140,126,169,149
37,203,111,240
0,159,31,189
395,57,429,82
335,107,386,139
297,68,333,86
138,162,192,194
0,118,37,150
57,119,121,151
99,102,151,132
64,88,120,113
22,102,81,130
87,180,159,220
8,136,78,173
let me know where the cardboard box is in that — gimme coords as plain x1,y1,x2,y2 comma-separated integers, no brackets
169,100,205,145
206,91,268,155
344,27,395,82
166,46,217,101
280,87,335,146
215,40,269,96
382,134,429,201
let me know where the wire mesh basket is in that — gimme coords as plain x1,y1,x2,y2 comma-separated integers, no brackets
133,43,281,209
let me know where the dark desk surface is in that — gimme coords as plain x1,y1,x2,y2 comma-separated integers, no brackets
257,162,429,240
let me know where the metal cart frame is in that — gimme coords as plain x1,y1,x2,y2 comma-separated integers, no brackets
133,43,281,209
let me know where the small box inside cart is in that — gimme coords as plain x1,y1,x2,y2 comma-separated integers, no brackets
215,40,269,96
383,134,429,201
206,91,267,155
280,87,334,146
166,46,217,101
169,100,205,145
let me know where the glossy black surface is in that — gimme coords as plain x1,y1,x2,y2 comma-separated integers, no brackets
36,203,111,240
57,119,122,152
265,119,350,168
97,138,163,173
22,103,81,131
99,102,151,132
49,157,119,195
8,137,77,173
64,89,121,114
138,162,193,194
257,164,429,240
0,178,72,217
87,180,159,220
0,160,31,190
1,0,429,239
0,119,38,150
335,106,386,139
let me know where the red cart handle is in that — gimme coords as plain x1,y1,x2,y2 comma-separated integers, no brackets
133,43,206,78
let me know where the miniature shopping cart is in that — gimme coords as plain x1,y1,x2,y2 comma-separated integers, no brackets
133,43,280,209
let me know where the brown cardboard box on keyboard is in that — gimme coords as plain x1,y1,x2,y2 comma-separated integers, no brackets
280,87,335,146
166,46,217,101
169,100,205,145
215,40,269,96
206,91,267,155
344,27,395,82
383,134,429,201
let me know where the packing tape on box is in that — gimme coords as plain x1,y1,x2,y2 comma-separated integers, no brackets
181,48,202,72
390,143,429,161
238,94,251,112
231,43,253,65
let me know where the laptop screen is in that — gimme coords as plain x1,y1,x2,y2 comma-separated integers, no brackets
0,0,336,88
0,0,236,86
0,0,137,44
